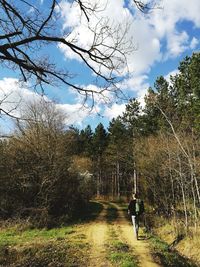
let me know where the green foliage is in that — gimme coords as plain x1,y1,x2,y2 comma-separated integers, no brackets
78,125,93,156
92,123,108,156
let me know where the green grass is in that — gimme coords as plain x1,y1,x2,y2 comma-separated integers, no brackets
0,224,90,266
149,235,198,267
0,240,90,267
107,239,138,267
106,221,138,267
105,202,138,266
0,225,74,246
0,200,104,266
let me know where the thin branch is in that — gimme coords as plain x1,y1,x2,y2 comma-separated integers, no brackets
0,31,22,40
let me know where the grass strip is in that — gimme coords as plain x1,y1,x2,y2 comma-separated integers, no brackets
107,228,138,267
106,204,138,267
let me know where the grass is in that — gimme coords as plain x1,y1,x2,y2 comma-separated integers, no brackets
149,235,198,267
0,226,74,246
106,203,138,267
0,236,90,266
0,200,103,266
107,231,138,267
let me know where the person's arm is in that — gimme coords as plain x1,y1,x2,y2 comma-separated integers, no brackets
128,201,131,215
141,200,145,213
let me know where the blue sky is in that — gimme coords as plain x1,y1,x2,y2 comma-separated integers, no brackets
0,0,200,134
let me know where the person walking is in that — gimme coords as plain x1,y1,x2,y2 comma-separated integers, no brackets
128,193,144,240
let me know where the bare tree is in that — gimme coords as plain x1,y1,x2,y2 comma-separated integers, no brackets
0,0,136,113
0,0,159,119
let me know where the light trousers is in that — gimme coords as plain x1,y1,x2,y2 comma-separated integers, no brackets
131,215,139,239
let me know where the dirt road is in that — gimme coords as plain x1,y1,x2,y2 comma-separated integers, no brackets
112,203,160,267
86,203,112,267
77,202,160,267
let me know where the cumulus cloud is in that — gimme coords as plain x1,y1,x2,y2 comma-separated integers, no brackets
58,0,200,75
165,31,189,58
149,0,200,59
2,0,200,127
57,103,94,125
163,69,180,87
0,78,93,126
103,103,126,120
190,37,199,49
0,78,40,117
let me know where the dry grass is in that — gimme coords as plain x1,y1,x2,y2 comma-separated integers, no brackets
152,217,200,266
0,201,103,267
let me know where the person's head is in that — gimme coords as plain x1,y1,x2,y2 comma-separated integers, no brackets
132,193,138,199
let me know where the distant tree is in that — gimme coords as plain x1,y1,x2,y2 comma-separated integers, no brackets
78,125,93,156
106,117,134,197
92,123,108,196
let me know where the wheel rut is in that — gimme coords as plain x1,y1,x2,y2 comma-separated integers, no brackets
85,202,112,267
111,202,161,267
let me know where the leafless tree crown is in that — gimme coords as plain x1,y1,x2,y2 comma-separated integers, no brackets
0,1,134,93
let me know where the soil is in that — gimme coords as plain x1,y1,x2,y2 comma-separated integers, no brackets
112,202,160,267
78,202,161,267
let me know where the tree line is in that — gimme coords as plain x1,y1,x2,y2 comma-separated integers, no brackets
0,53,200,233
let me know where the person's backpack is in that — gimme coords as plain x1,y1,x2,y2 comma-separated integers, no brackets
136,199,144,215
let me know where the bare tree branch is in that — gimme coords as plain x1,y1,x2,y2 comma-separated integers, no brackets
0,0,151,118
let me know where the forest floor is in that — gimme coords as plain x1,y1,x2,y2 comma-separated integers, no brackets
0,201,197,267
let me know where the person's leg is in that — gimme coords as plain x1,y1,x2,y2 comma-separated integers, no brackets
135,215,139,239
131,215,137,239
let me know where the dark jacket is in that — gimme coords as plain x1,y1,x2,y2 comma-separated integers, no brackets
128,199,144,216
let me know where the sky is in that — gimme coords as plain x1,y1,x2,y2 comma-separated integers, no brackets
0,0,200,134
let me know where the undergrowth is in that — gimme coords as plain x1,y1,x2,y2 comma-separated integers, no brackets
149,235,198,267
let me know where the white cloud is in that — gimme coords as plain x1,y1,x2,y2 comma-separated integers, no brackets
148,0,200,59
3,0,200,127
0,78,41,117
18,0,200,121
57,103,92,125
103,103,126,120
0,78,93,127
190,37,199,49
57,0,200,94
58,0,134,76
164,69,179,84
166,31,189,58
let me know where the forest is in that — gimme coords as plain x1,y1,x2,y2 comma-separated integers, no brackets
1,52,199,236
0,0,200,266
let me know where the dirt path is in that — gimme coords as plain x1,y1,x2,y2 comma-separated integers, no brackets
112,202,160,267
85,203,112,267
75,202,160,267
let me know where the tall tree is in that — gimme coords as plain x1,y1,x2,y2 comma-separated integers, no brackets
107,117,133,198
92,123,108,196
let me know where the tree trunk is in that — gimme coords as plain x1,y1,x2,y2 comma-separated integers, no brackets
133,161,137,194
117,161,120,198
